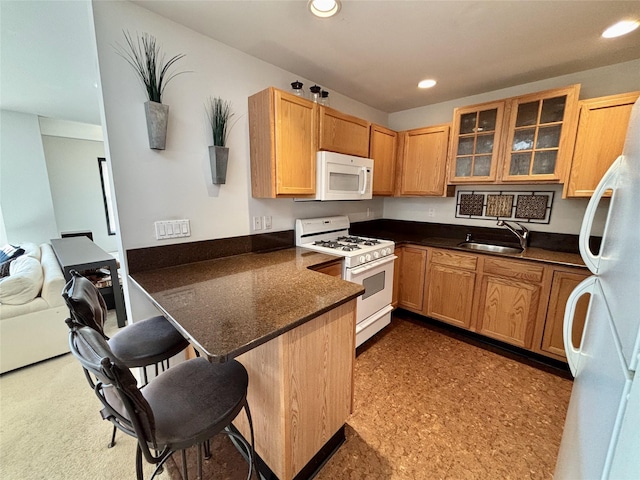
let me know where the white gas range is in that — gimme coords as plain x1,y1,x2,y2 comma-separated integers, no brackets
295,216,396,347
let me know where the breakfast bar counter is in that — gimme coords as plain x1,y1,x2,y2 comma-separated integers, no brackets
128,247,363,480
128,247,363,361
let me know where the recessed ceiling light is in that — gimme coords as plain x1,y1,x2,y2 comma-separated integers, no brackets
418,79,437,89
308,0,341,18
602,20,639,38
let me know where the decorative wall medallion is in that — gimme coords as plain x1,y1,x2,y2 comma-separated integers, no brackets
458,194,485,216
515,195,550,220
486,195,514,217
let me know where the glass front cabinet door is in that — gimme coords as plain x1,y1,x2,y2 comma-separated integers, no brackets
448,100,506,183
501,85,580,182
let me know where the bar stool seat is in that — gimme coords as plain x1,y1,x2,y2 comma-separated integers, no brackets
109,315,189,368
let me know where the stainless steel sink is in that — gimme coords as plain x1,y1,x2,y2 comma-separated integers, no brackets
457,242,524,255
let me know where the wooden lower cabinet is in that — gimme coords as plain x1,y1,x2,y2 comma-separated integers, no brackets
425,249,477,328
536,269,590,361
474,257,547,349
392,247,403,308
397,246,427,312
394,244,589,363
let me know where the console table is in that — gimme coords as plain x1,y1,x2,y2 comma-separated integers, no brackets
50,237,126,328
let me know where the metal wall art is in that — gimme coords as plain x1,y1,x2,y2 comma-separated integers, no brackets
456,190,554,223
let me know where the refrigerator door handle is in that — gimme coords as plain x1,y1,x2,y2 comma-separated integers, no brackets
563,276,597,376
579,155,622,274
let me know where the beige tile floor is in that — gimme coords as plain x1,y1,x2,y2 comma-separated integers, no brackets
168,313,573,480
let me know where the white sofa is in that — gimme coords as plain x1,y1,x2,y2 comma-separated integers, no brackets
0,243,69,374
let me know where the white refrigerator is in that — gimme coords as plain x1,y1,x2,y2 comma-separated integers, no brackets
554,99,640,479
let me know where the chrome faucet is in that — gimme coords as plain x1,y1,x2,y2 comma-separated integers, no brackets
497,220,529,250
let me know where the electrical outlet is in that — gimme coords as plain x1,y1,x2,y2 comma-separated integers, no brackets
428,208,436,218
252,216,263,231
263,215,272,230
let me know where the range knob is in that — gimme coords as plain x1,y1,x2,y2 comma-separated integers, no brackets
359,255,366,263
384,248,392,255
373,251,380,259
380,248,388,256
365,254,372,262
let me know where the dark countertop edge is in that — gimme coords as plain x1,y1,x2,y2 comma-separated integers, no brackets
392,239,587,269
350,220,588,268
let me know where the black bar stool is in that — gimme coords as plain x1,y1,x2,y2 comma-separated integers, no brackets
62,270,190,447
66,319,256,480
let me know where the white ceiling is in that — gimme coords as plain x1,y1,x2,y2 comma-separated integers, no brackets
1,1,639,125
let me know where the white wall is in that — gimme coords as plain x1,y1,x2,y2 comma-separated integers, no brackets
0,110,59,244
91,0,387,257
41,134,118,252
384,60,640,235
91,1,388,321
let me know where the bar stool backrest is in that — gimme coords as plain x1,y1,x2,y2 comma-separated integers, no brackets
67,320,157,449
63,271,108,336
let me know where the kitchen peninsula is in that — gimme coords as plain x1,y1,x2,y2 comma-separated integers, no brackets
128,247,363,480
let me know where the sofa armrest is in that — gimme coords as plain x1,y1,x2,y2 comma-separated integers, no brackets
39,243,66,308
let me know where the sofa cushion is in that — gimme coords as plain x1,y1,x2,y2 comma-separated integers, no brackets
21,243,41,262
0,256,44,305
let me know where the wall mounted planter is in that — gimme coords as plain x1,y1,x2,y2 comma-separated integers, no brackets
144,101,169,150
209,145,229,184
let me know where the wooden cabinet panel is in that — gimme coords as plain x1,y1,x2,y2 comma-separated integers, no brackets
539,270,589,361
426,263,476,328
398,246,427,312
392,247,403,308
369,124,398,196
310,260,343,278
249,88,317,197
476,275,541,349
483,257,544,283
431,249,477,270
565,91,640,198
448,101,506,183
501,84,580,183
319,106,371,158
397,124,450,196
235,300,355,480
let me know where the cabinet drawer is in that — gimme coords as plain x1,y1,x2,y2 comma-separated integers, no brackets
431,249,477,270
483,257,544,283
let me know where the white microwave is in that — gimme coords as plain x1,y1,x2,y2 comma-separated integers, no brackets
311,151,374,201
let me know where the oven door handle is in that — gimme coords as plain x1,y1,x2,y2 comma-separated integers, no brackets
349,254,396,276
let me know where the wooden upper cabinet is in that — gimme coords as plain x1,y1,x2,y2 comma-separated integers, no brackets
448,101,506,184
318,106,371,158
501,84,580,183
397,124,450,196
249,88,317,198
564,91,640,198
369,124,398,196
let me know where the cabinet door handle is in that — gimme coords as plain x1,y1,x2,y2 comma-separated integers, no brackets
579,155,622,274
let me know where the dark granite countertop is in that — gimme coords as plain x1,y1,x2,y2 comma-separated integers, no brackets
129,248,363,362
350,220,587,268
